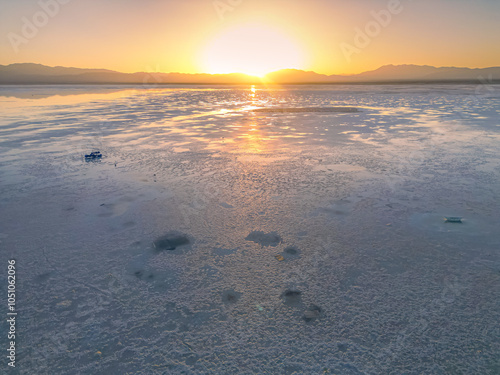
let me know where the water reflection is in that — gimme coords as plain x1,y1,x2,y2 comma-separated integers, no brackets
2,84,499,171
234,122,270,154
250,85,256,99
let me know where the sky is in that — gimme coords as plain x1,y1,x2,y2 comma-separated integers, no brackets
0,0,499,76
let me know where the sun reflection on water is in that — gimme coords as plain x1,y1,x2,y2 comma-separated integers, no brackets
250,85,256,99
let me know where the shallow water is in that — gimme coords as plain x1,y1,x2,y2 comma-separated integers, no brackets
0,84,499,374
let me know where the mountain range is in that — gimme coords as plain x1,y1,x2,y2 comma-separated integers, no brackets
1,63,499,84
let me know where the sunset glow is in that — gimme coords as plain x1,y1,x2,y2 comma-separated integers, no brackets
1,1,499,75
201,24,306,77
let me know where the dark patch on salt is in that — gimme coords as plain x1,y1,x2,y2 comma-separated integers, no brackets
282,290,302,307
222,289,242,304
84,151,102,161
134,270,155,280
123,221,136,228
34,271,54,283
303,304,322,322
153,232,190,251
284,246,300,255
280,246,301,261
337,343,348,352
245,231,282,247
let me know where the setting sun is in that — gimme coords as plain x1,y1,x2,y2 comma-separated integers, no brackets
200,23,306,77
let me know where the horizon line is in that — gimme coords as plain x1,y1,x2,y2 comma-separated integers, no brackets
2,62,500,78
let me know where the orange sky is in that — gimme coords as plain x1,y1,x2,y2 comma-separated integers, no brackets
1,0,499,75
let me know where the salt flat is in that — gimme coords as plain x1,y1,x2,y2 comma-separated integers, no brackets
0,84,499,374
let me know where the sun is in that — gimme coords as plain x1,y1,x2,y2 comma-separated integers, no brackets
201,23,305,77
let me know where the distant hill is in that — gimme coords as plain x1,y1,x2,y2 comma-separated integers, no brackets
267,65,500,83
0,63,114,76
0,63,257,84
1,63,499,84
353,64,500,81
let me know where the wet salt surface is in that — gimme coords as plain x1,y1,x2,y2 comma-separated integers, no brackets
252,106,359,113
0,84,499,374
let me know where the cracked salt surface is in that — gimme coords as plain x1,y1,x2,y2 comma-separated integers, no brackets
0,84,499,374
